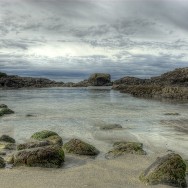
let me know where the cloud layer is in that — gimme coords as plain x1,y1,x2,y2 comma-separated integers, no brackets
0,0,188,81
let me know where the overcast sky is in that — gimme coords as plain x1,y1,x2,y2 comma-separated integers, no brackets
0,0,188,81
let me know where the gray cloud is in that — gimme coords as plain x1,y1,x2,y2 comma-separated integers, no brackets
0,0,188,82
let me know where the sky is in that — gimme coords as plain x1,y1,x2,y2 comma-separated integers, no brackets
0,0,188,82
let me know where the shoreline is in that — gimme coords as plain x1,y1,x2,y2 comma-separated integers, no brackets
1,153,186,188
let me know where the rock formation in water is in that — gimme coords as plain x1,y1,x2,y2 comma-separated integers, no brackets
113,67,188,99
0,72,64,88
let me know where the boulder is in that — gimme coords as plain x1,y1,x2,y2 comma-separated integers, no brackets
17,141,51,150
31,130,63,145
88,73,111,86
0,157,5,168
63,139,99,156
0,142,16,150
0,107,14,117
0,135,15,143
139,153,187,187
105,142,146,159
100,124,122,130
0,104,8,108
13,145,64,168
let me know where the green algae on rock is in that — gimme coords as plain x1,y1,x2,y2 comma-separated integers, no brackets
31,130,63,145
63,139,99,156
105,142,146,159
0,157,5,168
13,145,64,168
0,107,14,117
139,153,187,188
0,135,15,143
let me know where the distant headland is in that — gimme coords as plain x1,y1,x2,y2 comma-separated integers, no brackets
0,67,188,100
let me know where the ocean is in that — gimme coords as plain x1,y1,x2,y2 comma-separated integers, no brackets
0,87,187,158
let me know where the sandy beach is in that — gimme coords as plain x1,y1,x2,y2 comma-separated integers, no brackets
0,153,187,188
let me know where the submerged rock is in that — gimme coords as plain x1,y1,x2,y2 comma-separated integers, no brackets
88,73,112,86
63,139,99,156
0,157,5,168
164,112,180,116
0,135,15,143
31,130,63,145
100,124,122,130
17,141,51,150
139,153,187,188
105,142,146,159
13,145,64,168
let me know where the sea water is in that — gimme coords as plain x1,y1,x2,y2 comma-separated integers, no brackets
0,88,187,158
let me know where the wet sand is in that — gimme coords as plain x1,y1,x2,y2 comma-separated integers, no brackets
0,154,180,188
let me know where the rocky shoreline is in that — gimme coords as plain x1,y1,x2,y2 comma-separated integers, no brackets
1,68,188,100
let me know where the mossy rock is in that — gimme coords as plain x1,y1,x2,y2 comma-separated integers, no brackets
31,130,58,139
185,160,188,175
0,104,8,108
13,145,64,168
17,141,51,150
0,107,14,117
63,139,99,156
105,142,146,159
0,157,5,168
139,153,187,188
0,135,15,143
100,124,122,130
88,73,111,86
31,130,63,145
0,142,16,150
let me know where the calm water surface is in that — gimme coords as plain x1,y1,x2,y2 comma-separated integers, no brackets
0,88,187,158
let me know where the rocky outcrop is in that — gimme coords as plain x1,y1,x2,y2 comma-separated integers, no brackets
113,68,188,100
63,139,99,156
12,145,64,168
0,74,64,88
105,142,146,159
139,153,187,187
88,73,112,86
31,130,63,145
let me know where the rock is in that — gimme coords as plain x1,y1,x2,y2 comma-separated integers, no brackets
17,141,51,150
0,157,5,168
164,112,180,116
0,107,14,117
88,73,112,86
0,104,8,108
0,72,7,78
0,142,16,150
139,153,187,188
31,130,63,145
0,151,6,155
13,145,64,168
63,139,99,156
0,74,64,88
0,135,15,143
105,142,146,159
113,68,188,100
100,124,122,130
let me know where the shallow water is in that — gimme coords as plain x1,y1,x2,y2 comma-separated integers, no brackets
0,87,188,158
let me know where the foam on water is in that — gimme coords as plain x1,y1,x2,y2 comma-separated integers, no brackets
0,88,188,158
